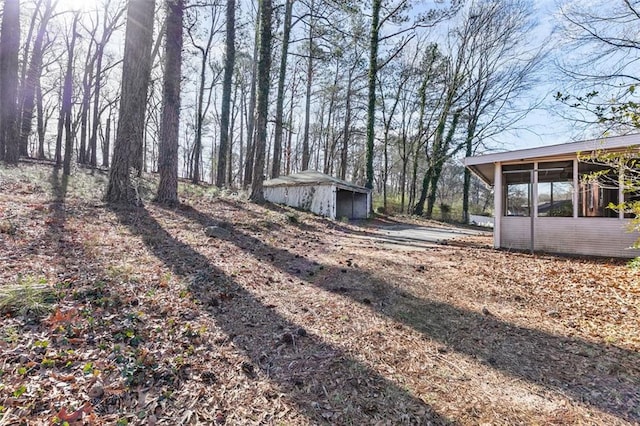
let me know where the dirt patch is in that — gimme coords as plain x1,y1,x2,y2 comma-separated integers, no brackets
1,163,638,425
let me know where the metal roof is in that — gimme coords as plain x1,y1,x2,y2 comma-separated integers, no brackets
263,170,371,193
464,133,640,185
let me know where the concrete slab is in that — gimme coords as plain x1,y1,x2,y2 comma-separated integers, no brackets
345,223,492,251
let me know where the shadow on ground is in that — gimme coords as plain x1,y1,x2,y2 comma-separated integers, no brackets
169,201,640,423
112,204,451,424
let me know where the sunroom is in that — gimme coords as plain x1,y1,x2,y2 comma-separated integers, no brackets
464,134,640,258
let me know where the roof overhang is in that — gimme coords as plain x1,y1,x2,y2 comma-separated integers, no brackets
263,170,371,194
464,134,640,186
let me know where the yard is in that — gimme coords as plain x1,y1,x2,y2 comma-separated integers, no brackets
1,163,638,424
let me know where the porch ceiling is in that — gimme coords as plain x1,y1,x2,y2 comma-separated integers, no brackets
464,133,640,186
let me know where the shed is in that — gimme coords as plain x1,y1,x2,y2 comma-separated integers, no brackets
263,170,372,220
464,134,640,258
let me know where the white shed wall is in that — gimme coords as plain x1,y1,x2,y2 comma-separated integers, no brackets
469,214,494,228
264,185,336,219
501,216,639,258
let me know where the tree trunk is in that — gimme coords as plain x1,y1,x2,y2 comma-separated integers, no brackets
17,0,45,157
106,0,156,204
243,8,260,187
238,87,244,182
301,0,314,171
36,78,45,158
102,114,111,168
17,0,41,154
249,0,272,202
271,0,293,178
0,0,21,163
216,0,236,187
227,81,238,185
192,60,206,184
364,0,381,189
189,6,217,184
340,68,354,181
462,119,477,223
400,144,407,213
78,61,93,165
155,0,183,204
411,55,435,215
20,0,52,160
89,2,126,169
62,14,80,176
89,43,105,167
414,166,432,216
426,111,460,218
54,88,64,166
285,83,295,175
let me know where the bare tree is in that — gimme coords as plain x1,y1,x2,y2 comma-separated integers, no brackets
271,0,294,178
243,5,260,186
88,1,126,167
19,0,57,159
186,2,223,184
62,13,80,176
216,0,236,187
156,0,183,204
106,0,156,204
0,0,21,163
556,1,640,132
460,0,542,222
249,0,272,202
365,0,460,190
77,21,98,165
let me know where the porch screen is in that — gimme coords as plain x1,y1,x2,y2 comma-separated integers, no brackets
503,164,532,216
537,161,573,217
578,162,619,218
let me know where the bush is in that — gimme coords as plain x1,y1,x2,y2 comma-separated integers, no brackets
440,203,451,221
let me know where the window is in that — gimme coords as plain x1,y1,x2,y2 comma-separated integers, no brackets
504,164,532,216
578,162,619,218
537,161,573,217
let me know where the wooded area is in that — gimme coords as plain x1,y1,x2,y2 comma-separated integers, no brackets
0,0,556,219
1,1,640,423
1,0,637,218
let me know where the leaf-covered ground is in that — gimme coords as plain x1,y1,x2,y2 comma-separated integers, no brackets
1,162,639,425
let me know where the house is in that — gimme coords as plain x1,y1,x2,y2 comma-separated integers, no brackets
263,170,372,220
464,134,640,258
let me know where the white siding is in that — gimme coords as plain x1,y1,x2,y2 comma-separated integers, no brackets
501,216,639,258
501,216,532,251
264,185,336,219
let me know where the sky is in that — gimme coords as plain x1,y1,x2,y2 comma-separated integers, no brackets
394,0,589,153
498,0,627,151
504,0,576,151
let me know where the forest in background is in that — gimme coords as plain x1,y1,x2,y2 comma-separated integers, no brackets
0,0,638,219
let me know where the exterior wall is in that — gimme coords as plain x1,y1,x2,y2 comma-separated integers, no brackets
501,216,532,251
501,216,639,258
264,185,336,219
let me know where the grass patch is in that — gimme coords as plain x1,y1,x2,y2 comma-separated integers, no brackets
0,276,57,320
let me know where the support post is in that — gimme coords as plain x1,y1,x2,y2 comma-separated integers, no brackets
493,162,502,249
